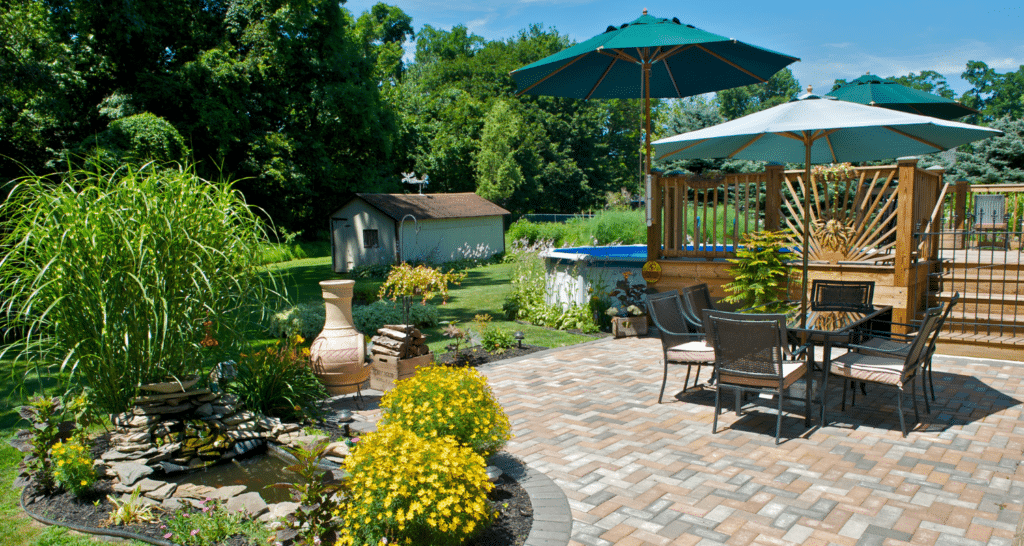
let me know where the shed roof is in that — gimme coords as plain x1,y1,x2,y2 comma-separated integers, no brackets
353,193,510,221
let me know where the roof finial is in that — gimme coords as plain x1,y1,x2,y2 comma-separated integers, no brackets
806,85,813,94
643,8,648,14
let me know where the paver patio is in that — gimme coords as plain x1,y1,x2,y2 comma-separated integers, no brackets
481,336,1024,546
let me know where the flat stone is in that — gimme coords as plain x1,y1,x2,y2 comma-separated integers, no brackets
133,478,165,493
173,483,216,499
272,422,300,435
259,501,300,523
117,414,161,428
208,485,248,500
348,420,377,434
222,410,255,426
257,416,282,432
226,492,268,518
142,403,194,415
325,455,346,465
226,430,265,441
195,393,219,403
113,431,150,444
110,462,153,486
232,421,258,431
324,442,349,458
161,497,188,511
114,442,152,453
212,405,236,415
101,449,131,462
195,403,214,417
145,482,177,501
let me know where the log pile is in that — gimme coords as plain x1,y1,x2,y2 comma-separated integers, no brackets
370,324,430,359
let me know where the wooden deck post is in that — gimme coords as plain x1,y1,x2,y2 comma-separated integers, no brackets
894,157,920,329
955,178,968,249
764,163,783,232
647,172,662,262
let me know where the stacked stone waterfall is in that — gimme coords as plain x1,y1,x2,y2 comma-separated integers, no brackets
101,388,293,473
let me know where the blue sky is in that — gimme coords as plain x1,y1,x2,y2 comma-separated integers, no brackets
342,0,1023,96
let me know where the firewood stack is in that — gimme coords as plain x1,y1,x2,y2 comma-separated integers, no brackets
370,324,430,360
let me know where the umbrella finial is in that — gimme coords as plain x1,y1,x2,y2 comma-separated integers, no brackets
643,7,648,14
806,85,813,94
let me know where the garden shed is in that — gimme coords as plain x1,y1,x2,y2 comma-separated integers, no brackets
329,193,510,273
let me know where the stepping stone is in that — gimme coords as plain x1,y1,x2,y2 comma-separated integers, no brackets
110,462,153,486
226,492,268,518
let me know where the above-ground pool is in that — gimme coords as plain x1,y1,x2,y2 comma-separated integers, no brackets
540,244,737,308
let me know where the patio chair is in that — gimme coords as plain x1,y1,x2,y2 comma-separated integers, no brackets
646,290,714,403
810,280,875,312
679,283,720,333
703,310,812,444
974,194,1008,250
823,305,943,437
855,293,959,404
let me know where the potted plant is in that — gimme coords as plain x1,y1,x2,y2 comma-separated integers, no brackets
606,271,649,337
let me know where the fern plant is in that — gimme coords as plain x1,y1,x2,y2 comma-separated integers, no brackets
723,230,798,314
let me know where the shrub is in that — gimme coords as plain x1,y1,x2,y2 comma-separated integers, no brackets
379,366,511,457
352,300,439,335
227,335,326,421
0,161,278,413
50,436,96,497
162,497,273,546
474,314,515,354
268,302,325,339
339,424,493,546
350,263,391,279
16,396,63,492
723,230,798,314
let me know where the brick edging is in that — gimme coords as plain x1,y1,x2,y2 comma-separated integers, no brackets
490,453,572,546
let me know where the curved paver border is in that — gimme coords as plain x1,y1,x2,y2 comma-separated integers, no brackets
490,453,572,546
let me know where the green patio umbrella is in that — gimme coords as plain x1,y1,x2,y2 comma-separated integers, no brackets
826,74,978,120
510,10,798,223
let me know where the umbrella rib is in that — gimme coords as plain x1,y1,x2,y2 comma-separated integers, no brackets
694,44,767,83
727,134,765,158
824,134,838,163
662,58,681,97
597,47,640,64
653,44,694,63
655,138,712,161
586,59,618,100
514,52,594,96
883,126,944,150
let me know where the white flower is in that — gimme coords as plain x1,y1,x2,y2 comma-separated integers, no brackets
627,305,643,316
605,307,619,316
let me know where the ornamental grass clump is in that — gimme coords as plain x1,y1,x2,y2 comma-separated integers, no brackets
338,424,493,546
379,366,512,457
0,161,278,413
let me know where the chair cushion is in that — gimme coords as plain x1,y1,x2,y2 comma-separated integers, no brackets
718,361,806,389
831,353,910,387
667,341,715,363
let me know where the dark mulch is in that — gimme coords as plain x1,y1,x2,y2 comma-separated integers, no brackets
20,442,533,546
434,344,548,367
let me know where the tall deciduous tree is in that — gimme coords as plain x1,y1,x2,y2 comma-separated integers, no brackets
960,61,1024,123
718,68,800,120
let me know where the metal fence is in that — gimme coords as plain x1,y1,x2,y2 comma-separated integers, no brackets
922,222,1023,339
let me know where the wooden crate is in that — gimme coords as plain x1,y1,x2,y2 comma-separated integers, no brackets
369,353,434,391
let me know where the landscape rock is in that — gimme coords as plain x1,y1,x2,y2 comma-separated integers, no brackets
110,462,154,486
207,484,248,500
226,492,268,518
259,501,300,523
145,482,177,501
173,483,216,499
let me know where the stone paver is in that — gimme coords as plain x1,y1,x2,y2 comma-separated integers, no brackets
481,337,1024,545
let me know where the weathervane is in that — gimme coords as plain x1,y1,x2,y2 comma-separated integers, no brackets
401,172,430,194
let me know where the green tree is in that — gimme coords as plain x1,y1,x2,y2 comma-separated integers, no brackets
960,61,1024,123
354,3,414,92
718,68,800,120
78,112,189,165
476,100,529,207
942,117,1024,184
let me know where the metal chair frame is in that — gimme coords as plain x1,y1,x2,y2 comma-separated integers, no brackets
810,280,875,312
646,290,713,402
704,309,813,444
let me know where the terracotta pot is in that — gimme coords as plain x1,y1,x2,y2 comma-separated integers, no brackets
309,280,367,395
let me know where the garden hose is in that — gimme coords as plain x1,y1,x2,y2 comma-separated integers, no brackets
20,487,179,546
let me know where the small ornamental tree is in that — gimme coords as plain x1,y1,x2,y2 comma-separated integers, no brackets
723,230,798,314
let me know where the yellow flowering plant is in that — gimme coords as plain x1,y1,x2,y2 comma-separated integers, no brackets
338,424,493,546
379,366,512,457
50,436,96,497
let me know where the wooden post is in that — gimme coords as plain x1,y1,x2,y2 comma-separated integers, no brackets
647,172,662,262
764,163,783,232
894,157,919,329
926,166,944,262
955,178,968,249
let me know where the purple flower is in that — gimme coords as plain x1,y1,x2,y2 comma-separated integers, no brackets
163,533,172,539
191,529,200,536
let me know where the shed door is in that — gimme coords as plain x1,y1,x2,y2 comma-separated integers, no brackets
331,218,348,273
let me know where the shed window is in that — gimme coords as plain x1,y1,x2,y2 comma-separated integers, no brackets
363,229,379,249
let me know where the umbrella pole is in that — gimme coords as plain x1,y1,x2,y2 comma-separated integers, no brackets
644,60,653,227
801,141,811,328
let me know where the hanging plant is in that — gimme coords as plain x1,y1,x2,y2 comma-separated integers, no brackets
811,162,856,182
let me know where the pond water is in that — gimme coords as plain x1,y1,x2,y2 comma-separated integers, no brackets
163,448,298,504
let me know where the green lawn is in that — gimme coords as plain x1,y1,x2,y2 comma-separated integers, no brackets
0,256,595,544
